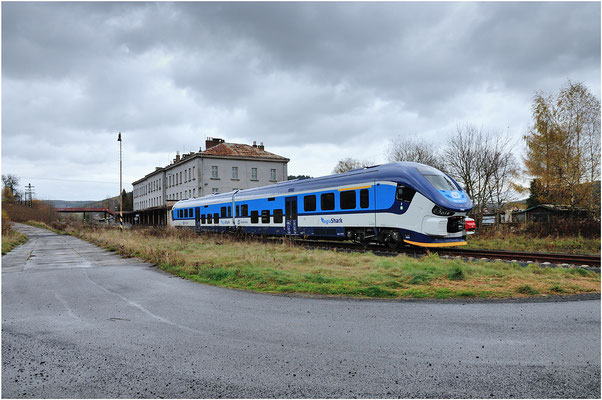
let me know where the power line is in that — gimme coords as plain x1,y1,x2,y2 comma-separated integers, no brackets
20,176,119,184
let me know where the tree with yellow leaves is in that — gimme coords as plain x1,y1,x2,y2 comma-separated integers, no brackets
524,81,600,212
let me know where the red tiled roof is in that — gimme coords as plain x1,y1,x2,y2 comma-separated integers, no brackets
202,143,289,161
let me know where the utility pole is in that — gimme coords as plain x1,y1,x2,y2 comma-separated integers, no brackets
25,183,35,207
118,132,123,231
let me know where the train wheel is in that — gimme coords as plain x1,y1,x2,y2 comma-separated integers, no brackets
353,231,368,249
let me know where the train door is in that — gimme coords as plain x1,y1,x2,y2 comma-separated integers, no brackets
195,207,201,232
285,196,298,235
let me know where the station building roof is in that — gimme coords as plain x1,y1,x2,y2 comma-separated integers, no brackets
202,142,289,162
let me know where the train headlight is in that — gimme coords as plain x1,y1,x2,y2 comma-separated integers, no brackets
432,205,454,216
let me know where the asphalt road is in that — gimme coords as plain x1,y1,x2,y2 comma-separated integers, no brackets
2,223,600,398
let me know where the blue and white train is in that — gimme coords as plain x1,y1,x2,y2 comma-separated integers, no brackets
169,162,473,247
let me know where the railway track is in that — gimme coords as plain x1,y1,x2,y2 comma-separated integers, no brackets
195,231,600,268
290,238,601,268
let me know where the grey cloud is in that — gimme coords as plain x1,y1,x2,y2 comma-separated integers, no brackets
1,2,599,200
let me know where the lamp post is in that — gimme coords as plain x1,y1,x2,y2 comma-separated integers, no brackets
118,132,123,231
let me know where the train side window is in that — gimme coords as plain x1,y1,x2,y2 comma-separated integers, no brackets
268,197,275,202
228,206,231,218
221,207,226,218
321,193,335,211
396,185,416,203
250,210,259,223
304,195,316,212
201,214,206,224
179,210,183,219
241,204,249,217
261,210,270,223
340,190,356,210
273,209,283,223
236,205,240,217
207,214,212,224
214,213,219,223
360,189,369,208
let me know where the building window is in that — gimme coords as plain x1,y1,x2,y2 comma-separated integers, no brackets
193,189,196,197
232,166,238,179
192,166,196,180
270,169,276,181
251,168,258,181
212,166,218,179
179,171,182,184
188,168,191,181
184,169,187,182
212,188,219,194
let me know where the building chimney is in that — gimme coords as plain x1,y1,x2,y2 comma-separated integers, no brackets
252,140,257,148
175,151,181,162
258,141,264,150
205,137,224,150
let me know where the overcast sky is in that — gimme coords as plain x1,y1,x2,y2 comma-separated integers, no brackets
2,2,600,201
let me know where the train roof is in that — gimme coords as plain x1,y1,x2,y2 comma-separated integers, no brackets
173,162,473,211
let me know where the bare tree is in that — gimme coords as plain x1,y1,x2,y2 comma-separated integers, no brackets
2,174,21,202
332,158,373,174
485,134,520,222
385,136,446,171
444,124,517,227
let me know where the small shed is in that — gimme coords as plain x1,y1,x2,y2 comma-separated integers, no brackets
514,204,592,223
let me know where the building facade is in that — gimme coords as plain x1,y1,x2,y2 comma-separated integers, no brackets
132,138,289,215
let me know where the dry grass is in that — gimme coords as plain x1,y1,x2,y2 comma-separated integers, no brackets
466,231,600,255
61,225,601,299
1,213,28,255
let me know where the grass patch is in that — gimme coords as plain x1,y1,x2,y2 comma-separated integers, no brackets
61,225,600,299
24,220,67,235
1,228,28,255
448,266,466,281
466,232,600,255
516,284,538,295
